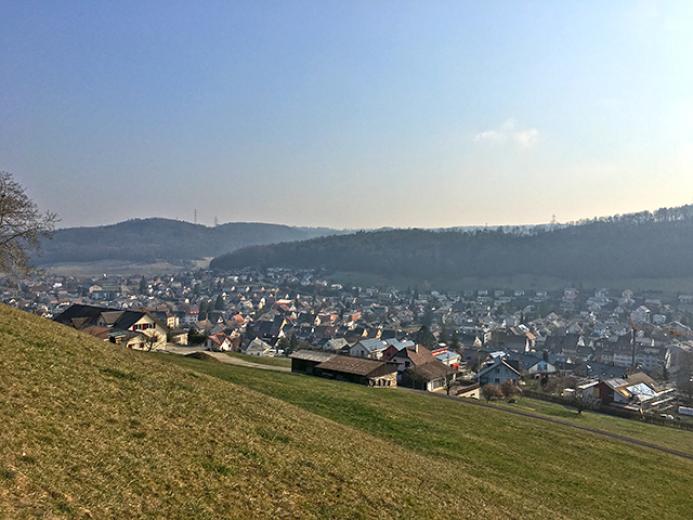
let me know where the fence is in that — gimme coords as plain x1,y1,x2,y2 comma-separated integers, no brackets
521,389,693,432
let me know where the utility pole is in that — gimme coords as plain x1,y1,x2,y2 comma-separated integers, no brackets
194,208,198,225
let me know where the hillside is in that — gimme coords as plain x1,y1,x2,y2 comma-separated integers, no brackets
2,306,692,518
34,218,340,265
211,204,693,286
0,305,505,518
165,355,693,519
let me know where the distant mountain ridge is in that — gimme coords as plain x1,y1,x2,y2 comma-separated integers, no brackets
210,204,693,284
35,218,342,265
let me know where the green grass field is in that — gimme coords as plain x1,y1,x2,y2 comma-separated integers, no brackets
488,397,693,454
163,355,693,519
1,305,538,519
328,270,693,293
225,351,291,368
3,304,693,519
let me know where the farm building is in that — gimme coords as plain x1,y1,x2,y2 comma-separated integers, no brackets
290,350,398,387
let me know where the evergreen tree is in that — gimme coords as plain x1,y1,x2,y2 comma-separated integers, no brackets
439,324,449,344
198,299,209,321
421,306,434,328
414,326,437,348
449,330,460,350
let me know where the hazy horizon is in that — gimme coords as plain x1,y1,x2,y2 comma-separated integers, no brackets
3,1,693,229
50,201,690,232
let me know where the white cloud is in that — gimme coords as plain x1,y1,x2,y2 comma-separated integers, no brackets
473,118,540,148
473,129,505,143
513,128,539,148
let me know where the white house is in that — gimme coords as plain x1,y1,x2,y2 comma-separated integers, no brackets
349,339,388,359
245,338,275,357
207,333,232,352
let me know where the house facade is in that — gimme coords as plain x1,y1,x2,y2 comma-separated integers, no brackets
478,358,521,386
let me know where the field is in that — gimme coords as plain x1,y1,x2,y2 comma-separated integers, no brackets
163,355,693,519
2,305,693,519
488,397,693,453
225,351,292,368
327,270,693,293
40,259,200,276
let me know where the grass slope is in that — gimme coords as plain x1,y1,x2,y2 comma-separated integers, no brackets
163,356,693,520
0,305,549,519
2,305,692,518
489,397,693,453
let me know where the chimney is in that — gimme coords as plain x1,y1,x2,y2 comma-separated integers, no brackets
415,344,419,353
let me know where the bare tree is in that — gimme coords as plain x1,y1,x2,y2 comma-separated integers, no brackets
0,172,57,273
500,380,520,400
572,392,597,415
442,367,457,396
481,384,503,402
678,352,693,403
142,333,161,352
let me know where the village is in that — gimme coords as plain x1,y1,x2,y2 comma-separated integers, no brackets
4,266,693,425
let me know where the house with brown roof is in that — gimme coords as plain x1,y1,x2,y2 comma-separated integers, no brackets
206,333,232,352
389,344,456,392
388,343,436,372
401,361,454,392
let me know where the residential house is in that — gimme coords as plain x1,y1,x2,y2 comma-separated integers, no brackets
54,303,167,350
401,361,454,392
431,348,462,369
477,357,522,386
349,338,388,360
245,337,275,357
322,337,350,352
206,333,232,352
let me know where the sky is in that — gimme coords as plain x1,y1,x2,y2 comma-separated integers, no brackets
2,1,693,229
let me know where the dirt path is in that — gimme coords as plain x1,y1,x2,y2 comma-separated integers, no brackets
406,388,693,461
162,346,290,372
204,351,290,372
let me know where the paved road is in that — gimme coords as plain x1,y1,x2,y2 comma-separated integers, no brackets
399,387,693,461
161,345,290,372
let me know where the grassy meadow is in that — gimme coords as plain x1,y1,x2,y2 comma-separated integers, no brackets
489,396,693,453
164,354,693,519
2,304,692,519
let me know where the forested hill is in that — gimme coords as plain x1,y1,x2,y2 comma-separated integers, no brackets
210,205,693,282
35,218,340,264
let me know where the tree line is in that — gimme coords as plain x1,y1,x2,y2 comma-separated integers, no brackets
211,204,693,282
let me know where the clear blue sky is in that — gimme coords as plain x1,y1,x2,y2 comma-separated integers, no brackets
2,1,692,228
